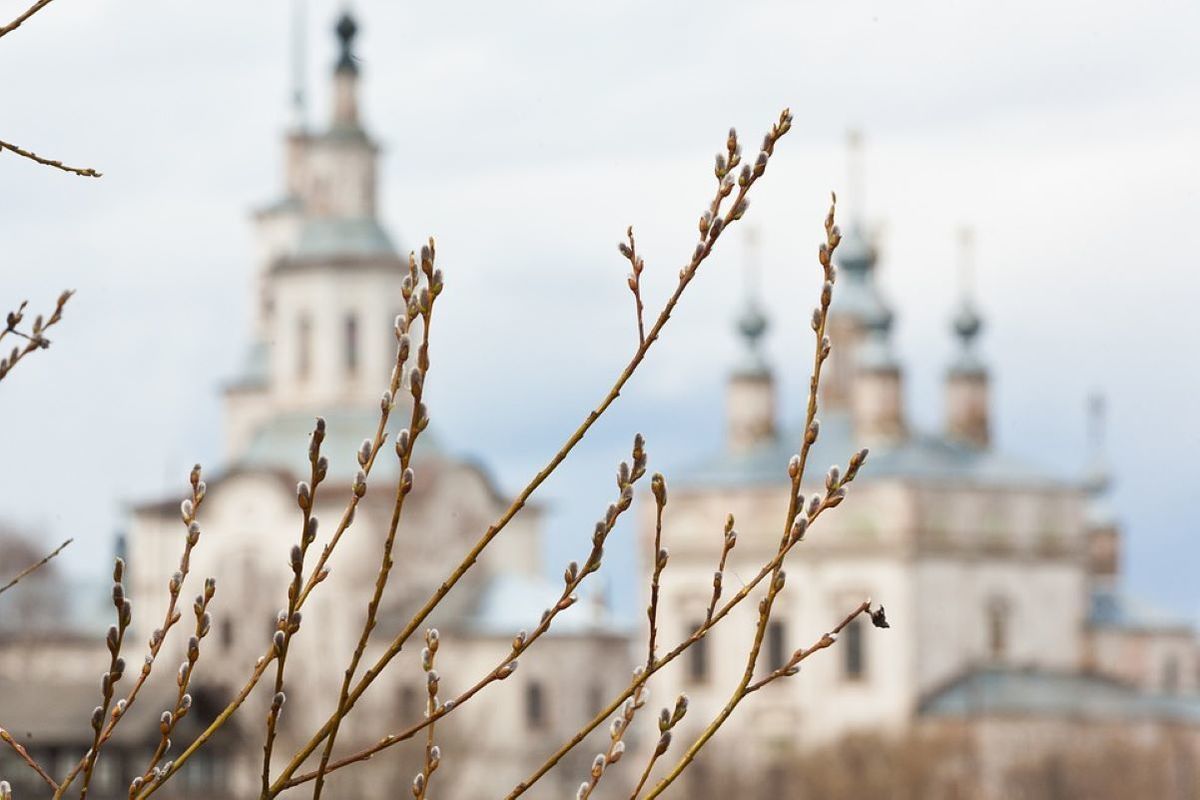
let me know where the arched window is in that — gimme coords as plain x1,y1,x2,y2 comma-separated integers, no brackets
296,313,312,380
525,681,546,728
987,597,1010,660
767,619,788,670
843,618,865,680
344,313,359,374
220,616,235,651
1163,656,1181,694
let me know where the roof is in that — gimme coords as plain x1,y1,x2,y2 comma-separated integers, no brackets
292,216,398,261
920,665,1200,724
674,410,1069,490
0,673,227,746
238,406,444,484
1089,586,1196,634
464,572,631,638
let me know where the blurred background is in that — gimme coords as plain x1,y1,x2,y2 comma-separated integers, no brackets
3,0,1199,616
2,1,1199,797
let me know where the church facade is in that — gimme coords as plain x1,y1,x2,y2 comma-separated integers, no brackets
638,187,1200,794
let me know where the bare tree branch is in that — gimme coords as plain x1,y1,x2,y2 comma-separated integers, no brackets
0,138,101,178
0,537,71,596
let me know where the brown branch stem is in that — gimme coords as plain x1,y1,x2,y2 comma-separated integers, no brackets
0,138,100,177
0,728,58,790
267,111,791,795
0,538,70,596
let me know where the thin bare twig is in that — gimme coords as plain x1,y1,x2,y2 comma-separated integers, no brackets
745,601,876,694
1,290,73,384
0,537,70,596
310,243,441,799
77,558,132,799
577,683,647,799
645,473,668,669
131,577,215,796
0,138,100,177
629,694,688,799
259,417,330,797
0,728,58,790
704,515,738,625
620,226,647,346
411,628,442,799
60,467,208,799
0,0,55,39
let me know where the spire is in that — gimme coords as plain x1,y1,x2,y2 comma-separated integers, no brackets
331,8,361,128
950,227,984,375
1084,392,1112,496
856,306,899,371
735,227,770,375
822,129,892,412
726,228,776,453
335,9,359,74
289,0,308,131
943,226,990,447
846,129,866,227
1082,392,1119,580
837,129,876,278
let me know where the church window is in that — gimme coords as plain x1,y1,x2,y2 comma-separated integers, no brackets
399,684,420,720
297,313,313,380
987,597,1010,660
843,618,865,680
1163,656,1181,693
587,682,605,715
220,616,234,651
525,681,546,728
344,313,359,374
687,620,709,683
767,619,788,670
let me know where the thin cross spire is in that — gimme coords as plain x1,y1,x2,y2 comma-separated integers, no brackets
736,227,769,369
289,0,308,131
957,226,976,303
846,129,866,225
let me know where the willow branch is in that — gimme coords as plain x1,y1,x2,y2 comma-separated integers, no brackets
0,728,57,790
266,110,793,794
274,437,650,792
745,601,874,693
0,0,56,39
61,467,207,799
642,197,848,799
310,243,440,799
0,290,73,384
645,473,668,670
509,189,851,799
0,537,70,596
0,138,100,177
139,295,424,798
259,415,332,797
628,694,688,799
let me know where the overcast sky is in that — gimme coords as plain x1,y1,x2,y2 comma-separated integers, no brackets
2,0,1198,620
